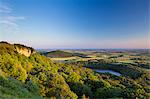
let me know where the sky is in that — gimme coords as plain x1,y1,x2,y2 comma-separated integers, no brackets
0,0,149,49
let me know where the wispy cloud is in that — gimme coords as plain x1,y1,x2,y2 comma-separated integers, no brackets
0,4,25,33
0,5,12,13
0,16,25,27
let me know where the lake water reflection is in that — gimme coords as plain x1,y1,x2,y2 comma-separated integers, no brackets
94,69,121,76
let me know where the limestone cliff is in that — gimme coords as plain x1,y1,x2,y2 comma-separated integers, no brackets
14,44,35,57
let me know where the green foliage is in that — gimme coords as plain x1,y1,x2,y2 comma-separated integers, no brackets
70,83,92,98
0,42,149,98
0,76,41,99
95,87,123,98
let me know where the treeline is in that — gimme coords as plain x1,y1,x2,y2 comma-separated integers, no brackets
74,59,149,79
0,42,149,98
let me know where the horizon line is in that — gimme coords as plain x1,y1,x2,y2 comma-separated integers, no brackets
36,48,150,50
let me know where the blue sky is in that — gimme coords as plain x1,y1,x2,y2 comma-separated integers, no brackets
0,0,149,49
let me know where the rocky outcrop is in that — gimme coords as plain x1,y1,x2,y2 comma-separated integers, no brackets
14,44,35,57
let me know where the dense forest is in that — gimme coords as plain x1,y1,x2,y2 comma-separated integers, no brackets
0,41,149,98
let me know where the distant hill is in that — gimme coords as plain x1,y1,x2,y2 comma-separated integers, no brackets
73,53,90,58
44,50,74,58
43,50,90,58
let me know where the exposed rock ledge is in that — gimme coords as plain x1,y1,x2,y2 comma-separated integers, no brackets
14,44,36,57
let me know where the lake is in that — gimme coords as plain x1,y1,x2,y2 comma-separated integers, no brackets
94,69,121,76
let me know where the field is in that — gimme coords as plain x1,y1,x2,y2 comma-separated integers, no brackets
48,49,150,65
43,49,150,79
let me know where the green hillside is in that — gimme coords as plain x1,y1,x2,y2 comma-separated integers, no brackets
0,42,149,98
44,50,74,58
43,50,89,58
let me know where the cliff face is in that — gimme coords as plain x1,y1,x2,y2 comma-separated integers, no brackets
15,47,34,57
14,44,35,57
